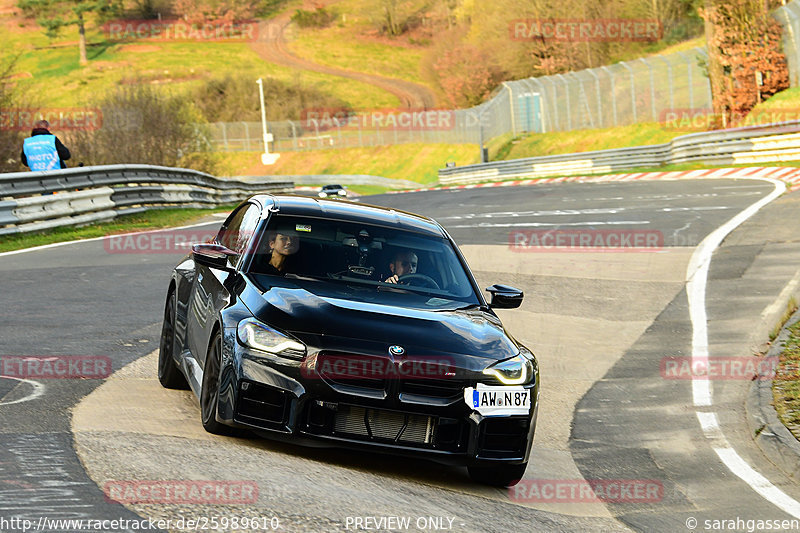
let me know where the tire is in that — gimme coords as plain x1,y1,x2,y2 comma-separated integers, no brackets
158,291,189,389
200,332,233,435
468,462,528,487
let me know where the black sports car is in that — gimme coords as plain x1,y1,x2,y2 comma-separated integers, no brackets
318,184,348,198
158,194,539,486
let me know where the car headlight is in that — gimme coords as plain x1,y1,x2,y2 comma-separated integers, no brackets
237,318,306,359
482,350,536,385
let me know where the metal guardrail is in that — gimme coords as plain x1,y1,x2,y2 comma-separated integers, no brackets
0,164,294,236
438,121,800,184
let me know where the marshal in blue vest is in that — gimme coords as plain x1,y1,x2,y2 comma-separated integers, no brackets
23,135,60,172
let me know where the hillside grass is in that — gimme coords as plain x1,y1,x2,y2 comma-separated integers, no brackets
215,143,481,183
5,24,399,109
739,88,800,126
288,24,428,87
496,122,686,161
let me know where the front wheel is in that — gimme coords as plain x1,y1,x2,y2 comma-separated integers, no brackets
468,462,528,487
200,332,234,435
158,292,188,389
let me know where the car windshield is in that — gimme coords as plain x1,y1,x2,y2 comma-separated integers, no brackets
246,215,481,310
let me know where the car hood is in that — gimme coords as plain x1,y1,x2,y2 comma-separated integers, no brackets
244,282,520,363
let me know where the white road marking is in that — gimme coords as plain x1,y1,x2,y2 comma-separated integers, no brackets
715,448,800,517
760,268,800,324
439,208,626,220
0,376,45,406
687,177,800,517
447,221,650,229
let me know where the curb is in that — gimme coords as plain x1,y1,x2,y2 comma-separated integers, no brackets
389,166,800,195
747,306,800,480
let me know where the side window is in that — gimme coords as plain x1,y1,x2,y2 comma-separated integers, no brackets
237,205,261,255
217,204,261,261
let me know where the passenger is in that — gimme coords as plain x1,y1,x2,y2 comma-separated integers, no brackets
263,231,300,276
384,250,418,284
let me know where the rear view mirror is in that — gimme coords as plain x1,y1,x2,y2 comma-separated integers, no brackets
192,243,237,271
486,284,523,309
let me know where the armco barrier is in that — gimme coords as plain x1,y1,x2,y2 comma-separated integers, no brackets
0,164,293,236
439,121,800,184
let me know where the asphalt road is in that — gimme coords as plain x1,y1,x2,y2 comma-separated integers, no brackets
2,178,799,532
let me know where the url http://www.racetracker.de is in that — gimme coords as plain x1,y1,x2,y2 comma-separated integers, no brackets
0,515,282,532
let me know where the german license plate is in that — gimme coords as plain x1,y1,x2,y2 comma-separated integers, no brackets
464,384,530,416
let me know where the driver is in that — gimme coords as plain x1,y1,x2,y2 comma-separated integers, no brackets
384,250,418,284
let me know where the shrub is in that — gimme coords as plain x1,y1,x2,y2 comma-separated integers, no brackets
431,42,501,107
193,74,351,122
0,55,33,173
291,7,336,28
66,84,215,173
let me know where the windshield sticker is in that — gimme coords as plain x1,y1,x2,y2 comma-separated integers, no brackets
296,224,312,233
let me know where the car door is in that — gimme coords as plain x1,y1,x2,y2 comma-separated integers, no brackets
185,203,262,375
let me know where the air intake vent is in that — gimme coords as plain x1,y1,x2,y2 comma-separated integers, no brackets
235,381,290,428
333,405,435,445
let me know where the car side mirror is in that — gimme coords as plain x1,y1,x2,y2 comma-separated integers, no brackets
486,284,523,309
192,243,237,271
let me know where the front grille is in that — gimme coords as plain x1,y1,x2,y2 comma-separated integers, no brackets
400,378,465,400
333,405,435,445
316,352,387,392
302,403,469,453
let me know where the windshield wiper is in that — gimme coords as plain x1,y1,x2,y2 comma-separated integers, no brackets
284,273,330,282
445,303,484,312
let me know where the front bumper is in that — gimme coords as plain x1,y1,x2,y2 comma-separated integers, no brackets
217,330,538,466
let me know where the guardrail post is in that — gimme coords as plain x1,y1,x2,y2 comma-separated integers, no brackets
289,120,298,150
503,83,517,135
586,68,602,128
695,47,713,108
600,66,618,126
619,61,637,124
555,73,572,130
677,50,695,110
657,56,675,113
334,117,342,148
243,122,250,151
311,119,322,149
524,79,546,133
543,77,560,131
639,58,657,121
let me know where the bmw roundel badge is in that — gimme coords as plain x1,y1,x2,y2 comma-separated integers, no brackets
389,345,405,356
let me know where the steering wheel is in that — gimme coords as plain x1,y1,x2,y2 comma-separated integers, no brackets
397,273,440,289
